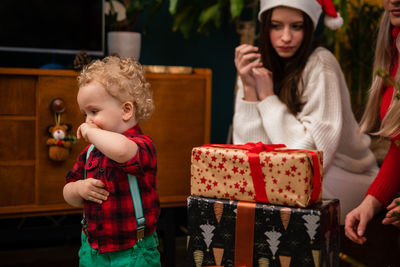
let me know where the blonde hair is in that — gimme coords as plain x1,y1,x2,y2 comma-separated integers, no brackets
360,12,400,137
77,56,154,122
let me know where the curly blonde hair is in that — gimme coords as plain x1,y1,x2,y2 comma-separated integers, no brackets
77,56,154,122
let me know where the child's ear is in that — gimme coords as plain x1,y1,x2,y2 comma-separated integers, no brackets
122,101,135,121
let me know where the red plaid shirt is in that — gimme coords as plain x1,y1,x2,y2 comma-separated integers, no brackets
66,125,160,253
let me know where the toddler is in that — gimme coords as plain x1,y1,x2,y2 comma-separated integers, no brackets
63,56,161,266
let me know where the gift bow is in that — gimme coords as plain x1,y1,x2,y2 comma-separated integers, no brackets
207,142,286,153
203,142,322,205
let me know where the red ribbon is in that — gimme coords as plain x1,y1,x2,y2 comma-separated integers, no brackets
202,142,322,205
234,201,256,267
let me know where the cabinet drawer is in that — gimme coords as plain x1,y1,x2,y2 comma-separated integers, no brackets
0,120,35,161
0,166,35,206
0,75,36,115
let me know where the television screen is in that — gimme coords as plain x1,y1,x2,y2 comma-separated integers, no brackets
0,0,104,56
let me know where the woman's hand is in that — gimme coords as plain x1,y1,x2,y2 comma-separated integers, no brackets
234,44,263,101
78,178,109,204
344,195,382,244
382,197,400,228
252,67,274,100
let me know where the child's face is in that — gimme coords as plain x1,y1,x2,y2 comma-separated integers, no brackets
77,82,127,133
269,6,304,58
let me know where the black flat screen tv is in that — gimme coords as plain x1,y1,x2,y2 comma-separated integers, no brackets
0,0,104,56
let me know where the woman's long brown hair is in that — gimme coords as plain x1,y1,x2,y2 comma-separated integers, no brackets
259,9,318,115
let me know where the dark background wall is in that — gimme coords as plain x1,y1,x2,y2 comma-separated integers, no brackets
0,3,240,144
140,15,239,144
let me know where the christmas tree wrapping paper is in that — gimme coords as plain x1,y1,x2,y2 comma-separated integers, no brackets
187,196,340,267
191,143,323,207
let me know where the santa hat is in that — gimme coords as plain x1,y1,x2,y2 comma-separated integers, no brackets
258,0,343,30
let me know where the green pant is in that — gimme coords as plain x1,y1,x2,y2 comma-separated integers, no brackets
79,231,161,267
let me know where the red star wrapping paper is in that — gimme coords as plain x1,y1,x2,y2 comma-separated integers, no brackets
191,143,323,207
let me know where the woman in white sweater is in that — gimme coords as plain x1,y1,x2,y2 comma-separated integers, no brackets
233,0,379,223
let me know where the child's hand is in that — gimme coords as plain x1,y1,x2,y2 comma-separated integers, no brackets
78,178,109,204
77,122,99,142
382,197,400,228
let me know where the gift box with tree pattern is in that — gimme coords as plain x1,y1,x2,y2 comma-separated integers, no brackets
187,196,340,267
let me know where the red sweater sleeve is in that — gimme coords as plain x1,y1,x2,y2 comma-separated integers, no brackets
366,139,400,206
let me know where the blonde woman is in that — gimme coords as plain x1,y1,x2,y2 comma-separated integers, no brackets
345,0,400,245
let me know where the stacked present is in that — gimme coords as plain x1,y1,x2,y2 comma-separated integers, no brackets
187,196,340,267
187,142,340,267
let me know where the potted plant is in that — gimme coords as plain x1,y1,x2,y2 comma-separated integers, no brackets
167,0,256,42
105,0,254,59
105,0,160,60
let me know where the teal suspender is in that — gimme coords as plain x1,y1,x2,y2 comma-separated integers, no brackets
83,144,146,240
127,172,146,240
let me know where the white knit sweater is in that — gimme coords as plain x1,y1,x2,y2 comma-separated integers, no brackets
233,47,377,176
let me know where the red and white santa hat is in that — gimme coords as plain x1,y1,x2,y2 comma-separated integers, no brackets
258,0,343,30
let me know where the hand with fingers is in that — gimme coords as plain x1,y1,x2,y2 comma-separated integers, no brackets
78,178,109,204
382,197,400,228
344,195,382,244
77,122,99,142
235,44,264,101
252,67,274,100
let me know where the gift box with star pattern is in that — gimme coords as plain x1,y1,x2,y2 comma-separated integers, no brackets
187,195,340,267
191,143,323,207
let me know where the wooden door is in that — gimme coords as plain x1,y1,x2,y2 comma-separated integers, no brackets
36,75,87,205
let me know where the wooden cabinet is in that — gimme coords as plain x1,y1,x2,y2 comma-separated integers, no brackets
0,67,211,218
